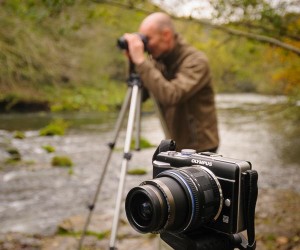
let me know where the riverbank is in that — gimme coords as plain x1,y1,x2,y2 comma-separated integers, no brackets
0,188,299,250
0,94,299,250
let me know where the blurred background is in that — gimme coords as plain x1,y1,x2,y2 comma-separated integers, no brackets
0,0,299,249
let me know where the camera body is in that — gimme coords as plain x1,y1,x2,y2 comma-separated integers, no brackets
153,150,251,234
125,140,258,249
125,144,253,236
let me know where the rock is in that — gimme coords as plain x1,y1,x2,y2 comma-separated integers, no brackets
276,236,289,245
56,212,159,250
42,236,78,250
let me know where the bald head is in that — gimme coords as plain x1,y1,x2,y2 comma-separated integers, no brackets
139,12,176,59
140,12,175,34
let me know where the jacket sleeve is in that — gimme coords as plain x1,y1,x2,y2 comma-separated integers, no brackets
135,54,211,106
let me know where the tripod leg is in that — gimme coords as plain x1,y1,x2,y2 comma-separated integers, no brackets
134,87,142,150
111,88,133,144
109,85,140,250
78,88,132,250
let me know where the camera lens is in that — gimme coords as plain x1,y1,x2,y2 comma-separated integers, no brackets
125,166,223,234
125,185,168,233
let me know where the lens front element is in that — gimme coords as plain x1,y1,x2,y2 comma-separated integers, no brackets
125,185,168,233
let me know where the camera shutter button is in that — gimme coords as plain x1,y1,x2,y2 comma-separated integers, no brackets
167,151,177,156
181,149,196,155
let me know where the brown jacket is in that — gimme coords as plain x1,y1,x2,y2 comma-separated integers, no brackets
136,35,219,151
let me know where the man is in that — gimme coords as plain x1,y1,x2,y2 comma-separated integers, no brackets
124,12,219,152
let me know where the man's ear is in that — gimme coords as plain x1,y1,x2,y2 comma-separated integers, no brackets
163,28,172,42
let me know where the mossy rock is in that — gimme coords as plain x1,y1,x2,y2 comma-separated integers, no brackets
42,145,56,153
40,119,69,136
57,226,109,240
13,131,25,139
6,147,22,162
127,168,147,175
6,147,20,155
5,157,21,164
51,156,73,167
130,137,155,150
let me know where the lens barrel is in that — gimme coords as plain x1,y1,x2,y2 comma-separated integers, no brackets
125,166,223,234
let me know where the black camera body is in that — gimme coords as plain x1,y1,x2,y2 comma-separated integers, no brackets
152,150,251,234
125,140,258,250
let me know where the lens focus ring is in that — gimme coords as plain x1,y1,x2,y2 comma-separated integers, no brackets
158,166,222,231
158,170,200,232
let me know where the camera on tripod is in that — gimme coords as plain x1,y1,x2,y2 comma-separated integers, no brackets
125,140,258,250
117,33,148,51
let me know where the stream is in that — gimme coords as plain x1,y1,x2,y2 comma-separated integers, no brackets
0,93,299,237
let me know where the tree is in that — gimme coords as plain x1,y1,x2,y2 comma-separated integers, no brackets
96,0,300,56
207,0,300,54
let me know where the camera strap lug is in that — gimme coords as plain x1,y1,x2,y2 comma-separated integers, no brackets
242,170,258,250
152,139,176,162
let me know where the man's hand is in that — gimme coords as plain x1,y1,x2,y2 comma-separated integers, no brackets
123,33,145,65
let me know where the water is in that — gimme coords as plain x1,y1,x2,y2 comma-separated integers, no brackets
0,93,299,235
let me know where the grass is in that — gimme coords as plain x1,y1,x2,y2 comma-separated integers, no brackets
57,227,110,240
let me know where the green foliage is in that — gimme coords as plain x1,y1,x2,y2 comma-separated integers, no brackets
50,83,127,112
2,0,76,19
0,1,146,112
42,0,76,14
178,16,300,95
39,119,69,136
209,0,300,41
42,145,56,153
0,0,299,113
51,155,73,167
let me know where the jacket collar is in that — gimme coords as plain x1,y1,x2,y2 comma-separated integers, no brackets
157,34,184,64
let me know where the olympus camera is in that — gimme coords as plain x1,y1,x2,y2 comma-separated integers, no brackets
125,140,258,241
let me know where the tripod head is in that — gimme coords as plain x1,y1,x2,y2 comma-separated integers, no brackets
126,59,142,88
161,230,253,250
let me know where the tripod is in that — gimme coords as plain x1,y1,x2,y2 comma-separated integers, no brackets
161,230,253,250
78,61,153,250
